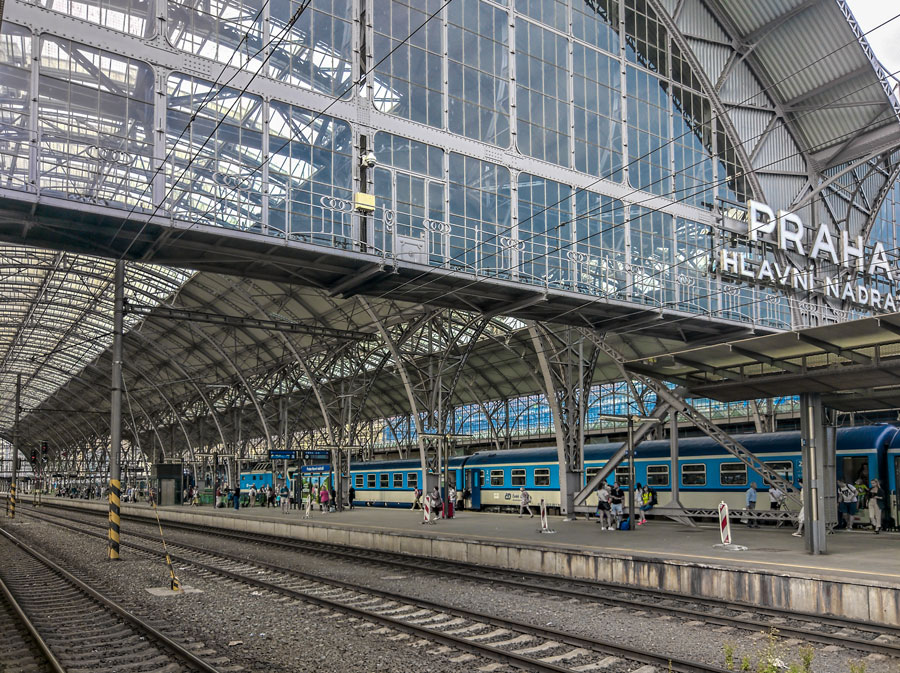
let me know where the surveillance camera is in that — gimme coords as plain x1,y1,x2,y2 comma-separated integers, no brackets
361,151,377,168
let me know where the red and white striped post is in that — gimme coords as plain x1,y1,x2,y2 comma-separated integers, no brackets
718,501,732,544
422,495,432,524
539,498,555,534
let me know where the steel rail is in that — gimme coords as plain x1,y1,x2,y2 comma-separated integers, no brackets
24,509,730,673
0,527,225,673
0,570,65,673
39,503,900,652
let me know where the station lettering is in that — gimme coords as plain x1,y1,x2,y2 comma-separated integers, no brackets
716,200,900,312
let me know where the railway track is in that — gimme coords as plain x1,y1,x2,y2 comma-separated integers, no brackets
0,525,230,673
37,503,900,657
0,567,60,673
24,508,732,673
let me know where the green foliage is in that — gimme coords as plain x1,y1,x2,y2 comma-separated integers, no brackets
848,661,866,673
724,643,736,672
799,646,814,673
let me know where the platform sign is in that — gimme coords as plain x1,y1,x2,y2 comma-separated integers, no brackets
268,450,297,460
718,501,732,544
300,464,331,474
302,450,330,460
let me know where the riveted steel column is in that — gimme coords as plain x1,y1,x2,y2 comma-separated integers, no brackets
108,261,124,560
7,374,20,518
800,393,827,554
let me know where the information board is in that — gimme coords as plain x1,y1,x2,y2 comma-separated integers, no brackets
300,464,331,474
302,450,330,459
268,450,297,460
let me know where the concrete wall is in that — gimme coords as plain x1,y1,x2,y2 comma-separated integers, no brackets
37,497,900,627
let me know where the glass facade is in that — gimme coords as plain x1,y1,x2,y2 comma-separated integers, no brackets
2,0,896,329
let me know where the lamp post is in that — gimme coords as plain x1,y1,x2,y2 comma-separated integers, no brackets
597,414,662,530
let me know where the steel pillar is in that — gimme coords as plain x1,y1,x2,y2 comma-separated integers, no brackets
528,325,598,517
108,261,124,559
7,374,20,518
799,393,834,554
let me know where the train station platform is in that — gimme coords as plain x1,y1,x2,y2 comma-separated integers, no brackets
16,495,900,626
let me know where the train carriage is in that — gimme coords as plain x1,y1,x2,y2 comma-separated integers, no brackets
241,425,898,518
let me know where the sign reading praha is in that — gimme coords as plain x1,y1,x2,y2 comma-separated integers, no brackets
718,201,899,311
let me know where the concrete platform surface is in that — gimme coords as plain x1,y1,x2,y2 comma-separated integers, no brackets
17,496,900,625
149,503,900,586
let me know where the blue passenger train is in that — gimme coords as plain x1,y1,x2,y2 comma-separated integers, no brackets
343,425,900,521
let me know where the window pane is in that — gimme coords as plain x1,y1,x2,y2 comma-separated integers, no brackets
720,463,747,486
367,474,375,487
490,469,504,486
647,465,669,487
407,472,418,487
511,468,526,486
535,468,550,486
682,464,705,486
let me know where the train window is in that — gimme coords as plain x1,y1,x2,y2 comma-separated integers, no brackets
615,466,630,483
647,465,669,487
393,473,403,488
407,472,418,488
682,464,706,486
367,473,375,488
355,475,363,488
511,469,526,486
380,473,389,488
490,470,504,486
585,467,599,480
720,463,747,486
535,468,551,486
764,461,793,482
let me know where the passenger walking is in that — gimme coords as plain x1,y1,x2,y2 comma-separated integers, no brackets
268,486,276,508
411,487,422,510
447,485,456,518
596,483,613,530
634,483,647,526
233,485,241,511
608,482,624,528
249,485,257,507
745,483,759,527
319,485,330,512
518,486,533,518
348,486,356,509
868,478,885,534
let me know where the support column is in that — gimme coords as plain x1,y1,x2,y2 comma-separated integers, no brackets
108,261,124,560
7,374,20,518
528,325,598,517
800,393,829,554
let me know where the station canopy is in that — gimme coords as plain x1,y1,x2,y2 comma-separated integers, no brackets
628,312,900,411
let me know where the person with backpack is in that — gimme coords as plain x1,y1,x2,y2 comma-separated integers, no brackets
608,482,624,528
411,487,422,510
518,486,534,518
596,482,613,530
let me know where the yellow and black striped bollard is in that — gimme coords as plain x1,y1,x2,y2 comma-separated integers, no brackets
7,483,15,519
108,479,121,560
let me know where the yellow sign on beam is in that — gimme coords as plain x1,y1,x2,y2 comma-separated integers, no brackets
354,192,375,213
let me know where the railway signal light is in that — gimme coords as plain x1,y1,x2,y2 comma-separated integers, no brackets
41,440,48,462
30,448,38,464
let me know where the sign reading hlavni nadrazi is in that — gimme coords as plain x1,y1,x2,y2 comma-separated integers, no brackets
716,201,898,312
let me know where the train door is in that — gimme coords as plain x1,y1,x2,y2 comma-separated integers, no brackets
893,456,900,522
468,470,482,510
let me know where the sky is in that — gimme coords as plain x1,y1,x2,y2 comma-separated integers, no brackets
845,1,900,91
